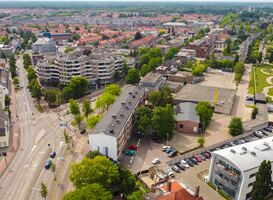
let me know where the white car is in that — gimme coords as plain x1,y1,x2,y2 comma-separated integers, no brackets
180,159,190,168
168,171,175,178
152,158,161,165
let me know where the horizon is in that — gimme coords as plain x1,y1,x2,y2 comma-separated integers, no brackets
0,0,272,2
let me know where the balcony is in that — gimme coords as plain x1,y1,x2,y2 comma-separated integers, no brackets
215,173,238,191
215,164,240,183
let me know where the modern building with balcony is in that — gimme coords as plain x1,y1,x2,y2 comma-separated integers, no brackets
208,136,273,200
88,85,145,161
36,49,125,90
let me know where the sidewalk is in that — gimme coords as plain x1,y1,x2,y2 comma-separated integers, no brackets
0,84,20,176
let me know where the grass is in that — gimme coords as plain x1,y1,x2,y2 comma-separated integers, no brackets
268,88,273,96
248,64,273,95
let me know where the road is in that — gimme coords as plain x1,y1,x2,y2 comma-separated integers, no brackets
0,56,74,200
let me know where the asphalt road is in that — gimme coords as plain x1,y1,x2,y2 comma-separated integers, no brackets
0,56,67,200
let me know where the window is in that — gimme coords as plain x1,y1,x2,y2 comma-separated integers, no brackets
248,182,253,187
249,173,256,178
179,124,184,128
105,147,109,157
245,192,251,200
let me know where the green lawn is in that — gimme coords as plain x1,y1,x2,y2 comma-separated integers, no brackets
248,64,273,95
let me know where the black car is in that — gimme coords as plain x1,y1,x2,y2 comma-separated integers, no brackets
176,163,185,170
50,151,56,159
166,148,175,154
189,157,198,165
264,127,272,133
168,150,177,157
185,159,194,167
80,129,86,134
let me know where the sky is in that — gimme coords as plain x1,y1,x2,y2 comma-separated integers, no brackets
0,0,273,2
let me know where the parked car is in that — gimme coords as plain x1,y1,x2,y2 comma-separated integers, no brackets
171,165,180,173
202,152,211,159
166,148,175,154
180,160,190,168
176,163,185,170
50,151,56,159
260,130,268,136
253,131,263,138
125,150,136,156
199,154,206,161
189,157,198,165
193,155,202,162
168,171,175,178
264,127,272,132
45,160,52,169
185,159,194,166
152,158,160,165
128,144,138,150
162,146,171,152
168,150,177,157
80,129,86,134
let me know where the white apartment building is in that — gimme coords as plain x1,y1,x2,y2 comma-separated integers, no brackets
32,37,57,55
208,136,273,200
89,85,145,161
36,49,125,90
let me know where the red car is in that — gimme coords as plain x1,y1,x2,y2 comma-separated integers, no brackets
128,144,138,150
193,155,202,162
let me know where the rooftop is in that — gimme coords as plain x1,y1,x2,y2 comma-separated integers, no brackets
89,85,145,138
140,72,163,84
176,102,199,123
213,136,273,172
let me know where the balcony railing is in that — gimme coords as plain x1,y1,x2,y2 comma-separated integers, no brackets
215,164,240,182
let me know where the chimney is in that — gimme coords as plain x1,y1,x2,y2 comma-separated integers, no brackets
167,180,172,193
195,185,200,198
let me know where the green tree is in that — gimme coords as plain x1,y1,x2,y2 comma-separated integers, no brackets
44,89,57,106
86,150,101,159
139,47,149,55
72,33,81,41
251,160,272,200
148,57,162,70
64,46,75,54
114,70,120,82
69,76,88,98
148,47,162,58
125,68,140,85
164,47,179,60
251,107,258,119
127,190,144,200
152,104,176,141
147,91,162,107
234,62,245,84
99,92,116,110
69,156,120,189
13,77,19,85
22,53,32,69
140,64,151,76
27,67,37,82
28,79,42,102
62,183,112,200
196,101,213,131
69,99,80,116
82,100,93,118
139,54,151,66
9,55,17,78
39,182,48,200
86,115,101,129
104,84,121,96
136,106,152,134
121,174,137,194
61,86,73,102
228,117,243,136
197,137,205,147
267,23,272,34
257,52,263,63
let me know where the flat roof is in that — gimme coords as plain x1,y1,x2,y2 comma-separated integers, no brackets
174,84,235,114
213,136,273,172
176,102,199,123
140,72,162,84
89,85,144,138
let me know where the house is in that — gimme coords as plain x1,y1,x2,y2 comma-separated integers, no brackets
208,136,273,200
88,85,145,161
175,49,196,64
0,106,9,151
139,72,166,91
175,102,199,133
166,71,193,84
155,180,204,200
185,39,210,58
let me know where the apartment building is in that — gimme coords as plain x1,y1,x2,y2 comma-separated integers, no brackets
139,72,165,91
0,106,9,151
208,136,273,200
186,39,211,58
32,37,57,55
36,49,125,90
89,85,145,161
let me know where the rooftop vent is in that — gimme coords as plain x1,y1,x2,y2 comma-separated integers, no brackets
120,112,124,117
121,102,126,105
251,152,256,156
111,124,114,127
125,106,129,109
116,119,120,124
129,91,132,95
242,147,247,151
264,142,270,146
110,129,114,134
135,91,138,94
112,114,116,118
132,95,136,98
128,100,132,104
230,149,236,153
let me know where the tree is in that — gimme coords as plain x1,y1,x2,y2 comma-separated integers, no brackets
121,174,137,194
204,27,210,33
69,76,88,98
64,46,75,54
134,31,142,40
257,52,263,63
82,100,93,118
9,55,17,78
251,107,258,119
44,89,57,106
139,47,149,55
228,117,243,136
69,156,120,189
99,93,116,110
233,54,240,65
86,115,101,129
39,182,48,200
152,104,176,141
51,161,56,181
13,77,19,85
196,101,213,131
125,68,140,85
69,99,80,116
148,47,162,58
86,150,101,159
148,57,162,70
197,137,205,147
234,62,245,84
62,86,73,102
136,106,152,134
28,79,42,102
104,84,121,96
22,53,32,69
114,70,120,82
140,64,151,77
27,67,37,82
164,47,179,60
147,91,162,107
267,23,273,34
127,190,144,200
251,160,272,200
62,183,112,200
139,54,151,66
72,33,81,41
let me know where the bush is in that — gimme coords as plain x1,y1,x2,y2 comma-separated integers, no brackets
251,107,258,119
